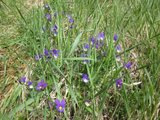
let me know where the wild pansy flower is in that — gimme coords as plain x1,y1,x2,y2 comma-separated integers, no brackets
44,49,50,57
116,44,122,53
27,81,32,86
95,42,100,49
67,15,74,23
81,54,89,64
69,17,74,23
116,79,123,88
27,81,33,89
55,99,66,113
35,54,43,61
44,3,50,10
89,37,96,46
82,74,89,83
83,43,89,51
36,80,47,91
114,34,118,41
52,24,58,31
19,77,26,83
45,13,52,22
51,24,58,36
97,32,105,41
51,49,60,59
124,61,132,69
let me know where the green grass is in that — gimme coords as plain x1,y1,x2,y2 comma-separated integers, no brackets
0,0,160,119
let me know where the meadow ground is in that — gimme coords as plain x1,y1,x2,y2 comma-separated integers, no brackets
0,0,160,119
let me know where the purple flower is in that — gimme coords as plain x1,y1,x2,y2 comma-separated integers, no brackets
19,77,26,83
89,37,96,46
36,80,47,91
55,99,66,112
124,61,132,69
27,81,33,89
114,34,118,41
51,24,58,31
51,49,60,59
82,74,89,83
69,18,74,23
95,42,100,49
45,13,52,22
44,49,50,57
83,43,89,51
44,3,50,10
67,15,74,23
116,44,122,53
51,24,58,36
97,32,105,40
27,81,32,86
35,54,43,61
116,79,123,88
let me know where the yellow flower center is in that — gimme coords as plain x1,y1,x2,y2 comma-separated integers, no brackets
59,106,62,110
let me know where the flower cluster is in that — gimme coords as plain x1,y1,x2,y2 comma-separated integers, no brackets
113,34,134,89
35,48,60,61
44,3,51,22
42,3,60,37
67,15,75,29
79,32,107,83
80,32,106,64
19,76,66,112
19,77,48,90
91,32,105,49
18,2,139,117
19,77,33,89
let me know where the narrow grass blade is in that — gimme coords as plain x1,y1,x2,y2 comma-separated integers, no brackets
68,32,83,56
9,98,34,118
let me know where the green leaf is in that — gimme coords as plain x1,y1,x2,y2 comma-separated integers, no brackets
0,113,9,120
64,57,94,61
68,32,83,56
9,98,34,118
